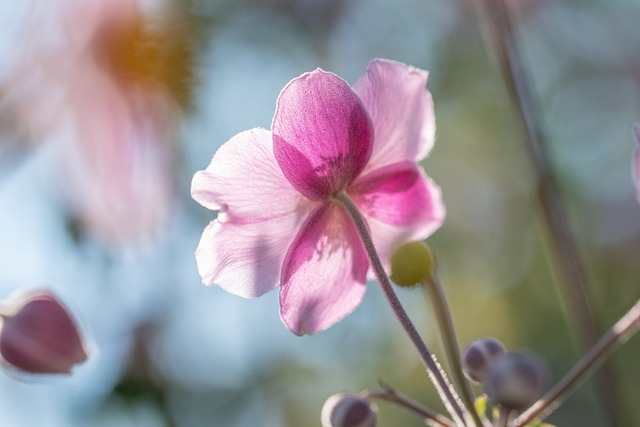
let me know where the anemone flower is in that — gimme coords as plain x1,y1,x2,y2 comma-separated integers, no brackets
192,59,445,335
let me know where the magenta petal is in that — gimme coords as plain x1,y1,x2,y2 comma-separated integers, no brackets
273,69,374,200
352,58,435,172
279,203,368,335
349,161,445,263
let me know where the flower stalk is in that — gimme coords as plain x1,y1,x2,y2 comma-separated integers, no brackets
421,273,487,427
362,382,455,427
335,191,467,426
475,0,623,423
512,297,640,427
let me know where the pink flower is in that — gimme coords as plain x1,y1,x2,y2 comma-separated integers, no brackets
1,0,192,246
192,59,445,335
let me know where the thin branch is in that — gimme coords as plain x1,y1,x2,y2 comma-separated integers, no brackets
362,382,455,427
512,298,640,426
422,274,488,427
475,0,624,424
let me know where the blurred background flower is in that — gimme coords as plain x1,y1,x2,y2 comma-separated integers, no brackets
0,0,639,426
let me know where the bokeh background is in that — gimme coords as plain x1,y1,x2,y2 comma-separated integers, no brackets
1,0,639,426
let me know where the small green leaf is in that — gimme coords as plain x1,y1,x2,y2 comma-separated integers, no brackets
474,395,488,418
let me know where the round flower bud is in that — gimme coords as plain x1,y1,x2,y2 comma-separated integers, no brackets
484,352,549,411
390,241,436,287
0,290,88,375
321,393,377,427
462,337,507,383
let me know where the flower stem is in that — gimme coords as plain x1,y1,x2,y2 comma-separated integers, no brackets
335,191,467,426
422,274,487,427
512,298,640,427
476,0,623,424
362,382,455,427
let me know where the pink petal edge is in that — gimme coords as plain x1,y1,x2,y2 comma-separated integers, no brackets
352,58,435,173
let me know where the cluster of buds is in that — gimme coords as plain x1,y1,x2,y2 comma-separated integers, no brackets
0,290,88,375
462,338,549,412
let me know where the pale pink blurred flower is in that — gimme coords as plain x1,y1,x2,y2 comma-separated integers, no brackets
192,59,445,335
0,290,88,375
2,0,193,245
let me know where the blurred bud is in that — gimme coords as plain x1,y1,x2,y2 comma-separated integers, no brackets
0,291,88,375
321,393,377,427
390,241,435,287
462,337,507,383
484,352,549,411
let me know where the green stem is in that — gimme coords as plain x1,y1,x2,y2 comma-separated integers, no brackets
422,273,487,427
512,298,640,426
476,0,623,424
335,191,468,426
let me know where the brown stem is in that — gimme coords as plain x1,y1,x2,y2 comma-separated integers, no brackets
363,382,455,427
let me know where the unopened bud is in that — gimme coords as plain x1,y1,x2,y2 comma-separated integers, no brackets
0,291,88,375
390,241,435,287
462,337,507,383
321,393,377,427
484,352,549,411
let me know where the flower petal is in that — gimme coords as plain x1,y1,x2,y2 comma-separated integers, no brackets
192,128,314,297
273,69,373,200
196,216,306,297
349,161,445,263
192,128,309,223
352,58,435,172
279,203,368,335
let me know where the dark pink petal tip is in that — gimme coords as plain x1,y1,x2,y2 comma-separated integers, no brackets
272,69,373,200
0,291,88,375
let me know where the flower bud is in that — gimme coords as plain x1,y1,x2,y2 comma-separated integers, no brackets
321,393,377,427
462,337,507,383
0,291,88,375
390,241,436,287
484,352,549,411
